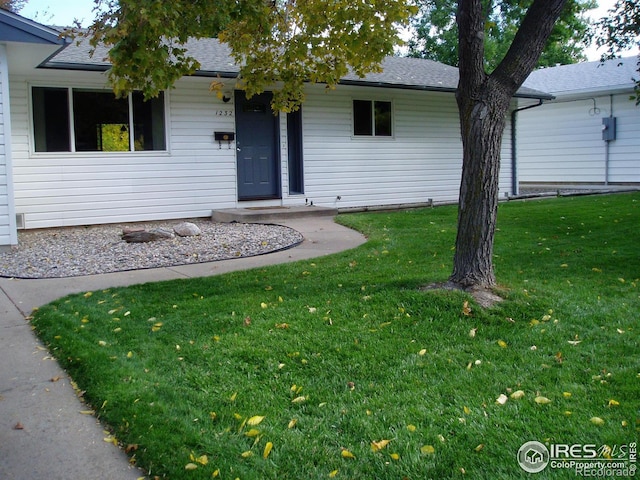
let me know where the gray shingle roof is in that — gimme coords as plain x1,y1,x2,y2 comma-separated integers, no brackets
523,56,638,96
43,35,549,99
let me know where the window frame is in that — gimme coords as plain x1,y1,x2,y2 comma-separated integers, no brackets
30,85,169,154
352,99,394,138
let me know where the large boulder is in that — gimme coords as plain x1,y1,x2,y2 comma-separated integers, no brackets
174,222,201,237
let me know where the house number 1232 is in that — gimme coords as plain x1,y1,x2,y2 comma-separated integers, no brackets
215,110,233,116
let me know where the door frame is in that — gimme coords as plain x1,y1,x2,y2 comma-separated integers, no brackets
234,90,281,201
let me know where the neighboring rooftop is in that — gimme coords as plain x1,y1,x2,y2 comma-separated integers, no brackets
523,56,639,97
43,34,550,99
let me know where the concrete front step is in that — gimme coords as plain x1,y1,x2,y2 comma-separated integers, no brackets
212,206,338,223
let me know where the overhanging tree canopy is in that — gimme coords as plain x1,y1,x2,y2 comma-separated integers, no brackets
89,0,416,111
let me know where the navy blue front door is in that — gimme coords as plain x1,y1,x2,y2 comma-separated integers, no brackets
235,91,280,200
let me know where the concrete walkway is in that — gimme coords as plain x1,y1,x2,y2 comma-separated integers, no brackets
0,216,365,480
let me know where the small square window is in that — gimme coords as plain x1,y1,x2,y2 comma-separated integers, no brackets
353,100,392,137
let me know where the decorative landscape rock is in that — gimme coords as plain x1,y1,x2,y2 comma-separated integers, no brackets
0,221,304,278
122,228,174,243
174,222,201,237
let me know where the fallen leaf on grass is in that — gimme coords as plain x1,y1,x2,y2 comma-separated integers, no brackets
263,441,273,459
184,463,198,470
421,445,435,455
462,301,472,316
241,450,253,458
247,415,265,426
245,429,260,437
497,340,507,348
341,449,355,459
371,439,391,452
291,396,306,404
510,390,525,400
329,470,339,478
535,396,551,405
590,417,605,426
407,424,416,432
390,453,400,460
474,444,485,452
608,399,620,407
288,418,297,429
496,394,508,405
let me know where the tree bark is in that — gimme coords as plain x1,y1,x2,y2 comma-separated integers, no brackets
450,0,567,289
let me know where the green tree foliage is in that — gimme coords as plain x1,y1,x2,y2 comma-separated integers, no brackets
593,0,640,103
0,0,27,13
408,0,594,69
88,0,416,111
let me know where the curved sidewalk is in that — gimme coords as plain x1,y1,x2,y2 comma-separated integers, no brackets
0,217,365,480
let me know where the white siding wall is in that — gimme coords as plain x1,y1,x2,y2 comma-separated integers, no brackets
10,71,240,228
10,69,516,229
295,85,513,210
517,93,640,185
0,44,17,246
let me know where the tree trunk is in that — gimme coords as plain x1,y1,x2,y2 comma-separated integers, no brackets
451,86,511,287
450,0,567,289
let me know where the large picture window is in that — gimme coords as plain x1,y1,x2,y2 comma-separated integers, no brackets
32,87,166,153
353,100,392,137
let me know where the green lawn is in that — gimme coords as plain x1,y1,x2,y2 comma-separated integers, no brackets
32,193,639,479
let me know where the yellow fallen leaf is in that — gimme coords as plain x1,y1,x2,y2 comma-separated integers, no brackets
421,445,435,455
151,322,163,332
98,340,107,346
103,435,118,446
291,396,306,404
462,301,472,316
590,416,605,426
563,392,572,398
245,429,260,437
390,453,400,460
247,415,265,426
79,410,95,415
213,469,220,477
469,328,477,338
261,302,268,309
535,396,551,404
418,349,427,356
463,406,471,414
288,418,297,429
474,444,485,452
230,392,237,402
608,399,620,407
341,449,355,459
510,390,525,400
329,470,339,478
83,291,93,298
497,340,507,348
407,424,416,432
195,454,208,466
184,463,198,470
241,450,253,458
263,441,273,459
371,439,391,452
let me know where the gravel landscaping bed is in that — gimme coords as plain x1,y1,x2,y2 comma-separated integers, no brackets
0,220,303,279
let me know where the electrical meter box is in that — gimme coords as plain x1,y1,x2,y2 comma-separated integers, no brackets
602,117,616,141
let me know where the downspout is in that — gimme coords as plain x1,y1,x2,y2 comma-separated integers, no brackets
511,99,544,196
